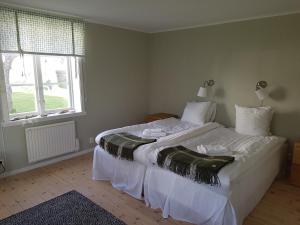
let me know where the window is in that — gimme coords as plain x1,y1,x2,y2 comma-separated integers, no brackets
0,7,85,124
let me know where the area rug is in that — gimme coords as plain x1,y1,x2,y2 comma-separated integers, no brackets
0,190,126,225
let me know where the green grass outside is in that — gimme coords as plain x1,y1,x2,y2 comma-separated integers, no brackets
11,92,68,114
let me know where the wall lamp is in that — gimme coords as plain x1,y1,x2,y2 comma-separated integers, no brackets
197,80,215,97
255,80,268,105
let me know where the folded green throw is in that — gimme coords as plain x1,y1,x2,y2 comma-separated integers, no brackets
100,132,156,161
157,145,234,186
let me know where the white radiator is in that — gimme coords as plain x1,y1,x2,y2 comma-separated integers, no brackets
25,121,77,163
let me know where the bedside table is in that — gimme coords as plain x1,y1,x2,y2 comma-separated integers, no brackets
290,139,300,187
144,113,179,123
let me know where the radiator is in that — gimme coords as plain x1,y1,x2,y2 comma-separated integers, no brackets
25,121,77,163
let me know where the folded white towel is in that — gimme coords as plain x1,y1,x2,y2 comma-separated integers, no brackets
143,128,166,135
143,132,167,138
196,145,208,154
143,128,163,133
142,129,167,138
197,145,232,156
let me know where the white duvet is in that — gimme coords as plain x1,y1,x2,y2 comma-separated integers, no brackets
147,125,285,189
95,118,218,164
95,117,199,144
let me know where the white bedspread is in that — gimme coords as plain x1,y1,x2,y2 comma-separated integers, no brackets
147,126,285,189
95,118,220,165
95,117,199,144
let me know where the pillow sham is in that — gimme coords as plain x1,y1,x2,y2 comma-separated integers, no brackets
181,101,213,125
235,105,274,136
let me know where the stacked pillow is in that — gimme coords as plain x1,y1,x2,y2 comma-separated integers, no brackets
235,105,274,136
181,101,217,125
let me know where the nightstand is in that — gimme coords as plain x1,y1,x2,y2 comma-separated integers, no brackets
144,113,179,123
290,139,300,187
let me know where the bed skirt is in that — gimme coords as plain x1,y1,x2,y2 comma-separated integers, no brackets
92,145,146,199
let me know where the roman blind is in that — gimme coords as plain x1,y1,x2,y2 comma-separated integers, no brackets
0,6,85,56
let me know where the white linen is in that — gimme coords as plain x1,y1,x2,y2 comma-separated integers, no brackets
144,166,236,225
197,145,232,156
95,117,199,145
144,140,286,225
142,129,167,138
181,101,212,125
137,122,221,165
93,118,286,225
93,119,218,198
93,145,146,199
235,105,274,136
147,126,285,187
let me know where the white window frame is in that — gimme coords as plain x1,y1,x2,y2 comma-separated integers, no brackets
0,54,86,127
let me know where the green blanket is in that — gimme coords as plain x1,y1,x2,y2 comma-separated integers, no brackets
157,145,234,186
100,132,156,161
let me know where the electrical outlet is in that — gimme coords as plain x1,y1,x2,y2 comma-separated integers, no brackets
89,137,94,144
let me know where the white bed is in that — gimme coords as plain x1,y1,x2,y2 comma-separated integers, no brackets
143,126,286,225
92,118,208,199
92,118,286,225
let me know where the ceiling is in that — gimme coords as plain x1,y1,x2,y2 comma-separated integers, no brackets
1,0,300,33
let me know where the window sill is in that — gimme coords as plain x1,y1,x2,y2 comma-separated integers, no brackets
1,111,87,127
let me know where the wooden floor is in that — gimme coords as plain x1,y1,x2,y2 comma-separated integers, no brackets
0,153,300,225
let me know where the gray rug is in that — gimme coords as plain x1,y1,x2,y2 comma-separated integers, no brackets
0,191,126,225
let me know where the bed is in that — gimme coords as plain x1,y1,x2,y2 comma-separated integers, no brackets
93,102,285,225
92,117,214,199
143,126,287,225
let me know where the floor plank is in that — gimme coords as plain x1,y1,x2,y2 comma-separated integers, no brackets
0,153,299,225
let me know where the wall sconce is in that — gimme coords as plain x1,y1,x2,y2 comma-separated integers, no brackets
255,80,268,105
197,80,215,97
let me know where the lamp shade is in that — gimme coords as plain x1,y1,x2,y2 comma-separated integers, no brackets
197,87,207,97
255,88,268,101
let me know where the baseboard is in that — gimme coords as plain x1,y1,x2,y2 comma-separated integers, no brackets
0,148,94,178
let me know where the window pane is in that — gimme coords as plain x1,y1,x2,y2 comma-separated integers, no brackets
44,84,69,110
11,86,37,114
2,53,35,85
40,55,71,111
2,53,38,116
40,55,69,84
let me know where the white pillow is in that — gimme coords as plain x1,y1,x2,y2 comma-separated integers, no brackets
181,102,212,125
235,105,274,136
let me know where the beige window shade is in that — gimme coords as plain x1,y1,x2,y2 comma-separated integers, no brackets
0,6,85,56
